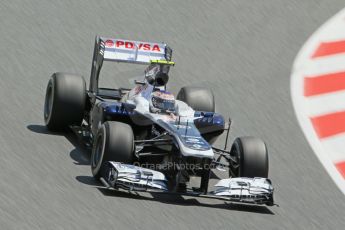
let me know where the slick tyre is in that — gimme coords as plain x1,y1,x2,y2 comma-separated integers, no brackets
231,136,269,178
177,86,215,112
91,121,134,179
44,72,86,131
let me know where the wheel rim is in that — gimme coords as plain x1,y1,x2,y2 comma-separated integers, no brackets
44,83,53,121
92,134,103,168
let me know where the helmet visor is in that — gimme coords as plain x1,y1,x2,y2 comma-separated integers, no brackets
151,96,175,112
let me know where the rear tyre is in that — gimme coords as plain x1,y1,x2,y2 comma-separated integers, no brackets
91,121,134,179
230,136,268,178
44,72,86,131
177,86,215,112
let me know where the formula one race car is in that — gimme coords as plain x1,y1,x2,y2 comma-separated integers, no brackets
43,36,274,206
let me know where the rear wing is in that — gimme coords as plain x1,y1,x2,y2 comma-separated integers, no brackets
89,36,173,92
100,37,172,64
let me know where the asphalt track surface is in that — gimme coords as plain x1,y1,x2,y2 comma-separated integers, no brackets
1,1,345,229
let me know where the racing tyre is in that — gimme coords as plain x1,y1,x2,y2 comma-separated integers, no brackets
230,136,268,178
177,86,215,112
44,72,86,131
91,121,134,179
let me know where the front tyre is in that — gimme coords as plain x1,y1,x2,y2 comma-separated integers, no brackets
91,121,134,179
230,136,269,178
44,72,86,131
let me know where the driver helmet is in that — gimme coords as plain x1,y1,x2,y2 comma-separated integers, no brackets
149,90,175,113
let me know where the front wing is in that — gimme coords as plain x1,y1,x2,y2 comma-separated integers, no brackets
100,162,275,206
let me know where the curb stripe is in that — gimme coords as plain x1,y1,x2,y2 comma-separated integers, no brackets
310,110,345,138
304,71,345,96
312,40,345,58
305,91,345,117
335,161,345,178
292,8,345,194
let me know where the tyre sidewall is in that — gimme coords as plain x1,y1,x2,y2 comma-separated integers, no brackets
91,122,134,178
232,137,269,178
44,78,54,125
44,73,86,130
91,125,107,178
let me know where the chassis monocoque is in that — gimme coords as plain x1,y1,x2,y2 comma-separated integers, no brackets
43,36,274,206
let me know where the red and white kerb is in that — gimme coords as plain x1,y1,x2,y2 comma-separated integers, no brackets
291,8,345,194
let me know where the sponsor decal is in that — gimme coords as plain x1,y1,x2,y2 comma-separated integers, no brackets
105,39,114,47
192,144,202,149
185,138,202,143
152,91,174,100
115,40,161,52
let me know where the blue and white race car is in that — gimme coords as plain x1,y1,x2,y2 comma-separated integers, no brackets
43,36,274,206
